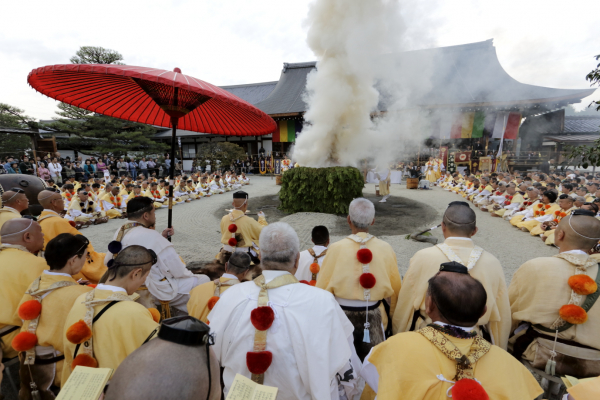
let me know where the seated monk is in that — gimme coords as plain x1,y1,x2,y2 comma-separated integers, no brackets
14,233,93,399
510,210,600,378
392,201,511,349
361,262,543,400
61,245,159,386
0,219,47,366
187,252,252,323
105,316,221,400
37,188,107,283
0,189,29,236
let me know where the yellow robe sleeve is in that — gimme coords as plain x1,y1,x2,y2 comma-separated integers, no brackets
187,281,216,322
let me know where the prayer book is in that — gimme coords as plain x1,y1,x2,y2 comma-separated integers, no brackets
226,374,278,400
56,366,113,400
560,375,595,389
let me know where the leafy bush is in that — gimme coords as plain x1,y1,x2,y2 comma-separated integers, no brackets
279,167,364,214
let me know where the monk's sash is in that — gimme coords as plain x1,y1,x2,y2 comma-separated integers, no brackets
436,243,483,270
418,325,491,381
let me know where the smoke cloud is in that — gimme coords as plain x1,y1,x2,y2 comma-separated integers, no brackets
293,0,439,168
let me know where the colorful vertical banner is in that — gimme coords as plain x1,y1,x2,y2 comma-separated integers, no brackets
450,115,463,139
273,120,298,143
492,112,509,139
460,112,475,138
471,111,485,138
504,113,522,140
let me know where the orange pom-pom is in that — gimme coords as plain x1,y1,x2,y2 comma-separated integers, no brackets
66,320,92,344
299,280,310,285
309,280,317,286
309,263,320,274
545,204,551,209
553,219,559,223
12,332,37,352
71,354,98,370
560,212,567,218
555,210,561,216
87,284,97,288
537,204,543,209
568,275,598,296
559,304,588,325
207,296,220,310
148,308,160,323
451,378,489,400
18,300,42,320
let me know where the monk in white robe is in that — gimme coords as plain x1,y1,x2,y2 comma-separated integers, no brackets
295,225,329,284
210,222,359,400
362,263,542,400
392,202,511,349
104,197,210,312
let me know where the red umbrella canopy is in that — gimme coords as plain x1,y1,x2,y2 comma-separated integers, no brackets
27,64,276,136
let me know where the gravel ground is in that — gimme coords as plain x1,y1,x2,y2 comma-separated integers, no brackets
80,175,555,282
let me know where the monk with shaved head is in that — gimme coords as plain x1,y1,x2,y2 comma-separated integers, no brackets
392,202,512,349
0,219,48,366
0,189,30,239
37,188,107,283
362,262,542,399
510,210,600,376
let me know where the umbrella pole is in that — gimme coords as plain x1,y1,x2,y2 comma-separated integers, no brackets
168,116,178,241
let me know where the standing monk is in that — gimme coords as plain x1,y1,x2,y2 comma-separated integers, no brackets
37,189,107,283
217,191,267,265
317,198,402,361
0,219,47,364
0,188,30,238
392,202,511,349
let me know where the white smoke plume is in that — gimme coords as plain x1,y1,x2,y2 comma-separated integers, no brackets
293,0,438,168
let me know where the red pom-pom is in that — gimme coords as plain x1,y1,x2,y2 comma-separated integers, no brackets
18,300,42,320
12,332,37,352
309,280,317,286
451,379,489,400
505,201,511,205
250,306,275,331
228,224,237,233
207,296,220,310
246,351,273,374
357,248,373,264
69,221,76,227
148,308,161,323
359,272,377,289
228,238,237,247
66,320,92,344
72,354,98,370
299,280,310,285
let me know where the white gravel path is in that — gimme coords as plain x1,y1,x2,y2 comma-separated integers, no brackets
82,176,556,283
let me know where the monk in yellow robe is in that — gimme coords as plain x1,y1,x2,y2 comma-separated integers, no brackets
188,252,252,322
99,186,125,219
37,189,107,283
509,212,600,372
362,263,542,400
392,202,511,349
517,190,559,231
509,188,541,224
0,189,29,242
0,219,47,362
15,233,92,397
317,198,401,361
62,245,159,386
217,190,267,264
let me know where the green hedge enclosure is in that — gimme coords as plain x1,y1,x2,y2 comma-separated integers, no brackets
278,167,364,214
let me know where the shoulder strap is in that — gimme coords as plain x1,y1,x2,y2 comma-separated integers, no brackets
534,264,600,333
73,301,119,358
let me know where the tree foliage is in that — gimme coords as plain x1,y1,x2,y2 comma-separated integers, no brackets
586,54,600,111
195,142,246,170
41,111,168,158
0,103,38,157
70,46,124,65
279,167,364,214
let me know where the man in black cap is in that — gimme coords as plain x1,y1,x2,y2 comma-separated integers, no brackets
105,316,221,400
362,262,542,399
217,190,267,265
104,197,210,313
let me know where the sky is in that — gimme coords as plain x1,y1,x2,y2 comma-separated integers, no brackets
1,0,599,121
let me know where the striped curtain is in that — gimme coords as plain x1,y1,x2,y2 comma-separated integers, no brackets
273,120,301,143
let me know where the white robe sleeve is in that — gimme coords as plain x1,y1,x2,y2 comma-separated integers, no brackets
102,200,114,210
157,246,195,279
360,348,379,394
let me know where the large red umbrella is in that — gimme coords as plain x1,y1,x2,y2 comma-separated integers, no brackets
28,64,276,233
